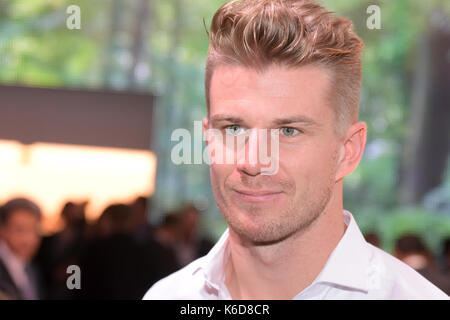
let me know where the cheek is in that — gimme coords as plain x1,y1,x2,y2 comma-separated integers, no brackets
280,146,320,177
15,230,39,247
7,234,25,252
280,144,336,185
210,163,234,183
210,164,233,200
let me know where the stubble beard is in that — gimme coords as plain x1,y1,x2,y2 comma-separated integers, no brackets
213,171,336,246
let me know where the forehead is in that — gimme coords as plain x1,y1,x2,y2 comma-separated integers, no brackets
6,209,40,225
209,64,333,125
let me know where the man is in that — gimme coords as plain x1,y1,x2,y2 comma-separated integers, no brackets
0,198,44,300
144,0,448,299
35,201,87,299
165,204,215,268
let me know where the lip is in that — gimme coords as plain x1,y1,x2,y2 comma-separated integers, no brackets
232,189,283,202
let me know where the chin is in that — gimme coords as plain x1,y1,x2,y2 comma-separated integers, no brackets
225,198,324,245
18,249,35,262
234,224,291,244
226,209,292,244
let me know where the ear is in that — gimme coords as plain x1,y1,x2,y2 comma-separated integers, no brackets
202,117,209,147
335,121,367,181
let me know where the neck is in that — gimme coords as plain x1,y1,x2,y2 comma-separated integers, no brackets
225,186,346,300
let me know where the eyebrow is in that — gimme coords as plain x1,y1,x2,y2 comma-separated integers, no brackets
210,114,320,127
210,114,244,125
272,115,320,127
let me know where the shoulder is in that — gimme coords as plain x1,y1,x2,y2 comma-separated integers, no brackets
142,256,207,300
367,244,449,300
0,257,21,299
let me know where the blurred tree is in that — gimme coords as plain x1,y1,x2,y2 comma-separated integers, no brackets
127,0,150,89
398,11,450,205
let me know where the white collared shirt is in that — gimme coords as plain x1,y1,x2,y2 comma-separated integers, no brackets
143,210,449,300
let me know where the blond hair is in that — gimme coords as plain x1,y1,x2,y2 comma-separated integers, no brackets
205,0,364,136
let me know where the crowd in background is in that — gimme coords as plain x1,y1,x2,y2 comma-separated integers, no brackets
0,196,449,299
0,196,214,299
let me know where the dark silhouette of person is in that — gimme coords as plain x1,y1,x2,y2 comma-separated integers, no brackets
154,205,215,269
35,201,88,299
394,234,450,295
442,237,450,272
78,203,162,299
128,196,181,284
364,232,381,248
130,196,153,244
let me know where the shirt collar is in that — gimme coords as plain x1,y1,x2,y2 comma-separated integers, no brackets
194,209,370,295
312,210,370,293
193,227,231,293
0,240,28,285
0,240,27,270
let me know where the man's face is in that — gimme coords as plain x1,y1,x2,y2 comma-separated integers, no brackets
205,64,342,244
0,210,41,262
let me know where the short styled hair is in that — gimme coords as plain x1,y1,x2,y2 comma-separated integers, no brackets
205,0,364,137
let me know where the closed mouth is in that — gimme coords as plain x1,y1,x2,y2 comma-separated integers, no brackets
232,188,283,202
234,189,282,196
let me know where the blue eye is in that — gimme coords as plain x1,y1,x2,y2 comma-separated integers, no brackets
225,125,246,136
281,127,299,137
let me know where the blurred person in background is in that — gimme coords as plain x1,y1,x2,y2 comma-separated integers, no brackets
394,234,450,295
394,234,434,271
35,201,88,299
130,196,153,244
174,204,215,267
154,205,214,269
127,196,182,282
364,231,381,248
0,198,44,300
153,211,186,272
93,203,134,238
442,237,450,272
154,211,182,249
79,203,158,299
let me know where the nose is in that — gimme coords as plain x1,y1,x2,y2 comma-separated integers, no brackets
236,128,262,176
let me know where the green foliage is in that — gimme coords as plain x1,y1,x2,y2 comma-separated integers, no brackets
354,206,450,255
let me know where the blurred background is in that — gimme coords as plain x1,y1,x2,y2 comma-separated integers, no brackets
0,0,449,299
